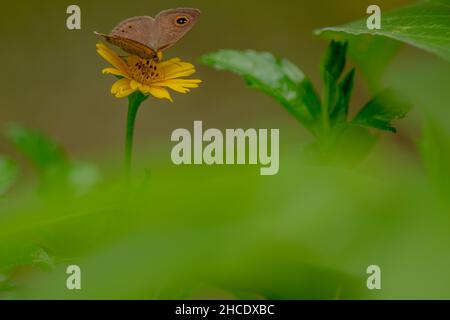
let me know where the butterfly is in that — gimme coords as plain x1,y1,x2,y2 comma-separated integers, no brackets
95,8,201,61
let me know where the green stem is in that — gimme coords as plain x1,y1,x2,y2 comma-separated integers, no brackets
125,91,148,178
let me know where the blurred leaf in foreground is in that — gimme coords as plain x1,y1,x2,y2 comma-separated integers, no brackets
420,121,450,193
6,124,69,186
0,156,18,196
5,124,100,193
381,51,450,200
2,148,450,299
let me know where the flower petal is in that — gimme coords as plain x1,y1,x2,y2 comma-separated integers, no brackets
164,69,197,80
111,78,130,94
147,86,173,102
116,88,136,98
158,57,181,67
96,42,129,75
154,79,202,85
115,87,136,98
129,80,140,90
102,67,129,78
152,79,202,93
111,78,136,98
137,84,153,95
159,59,197,80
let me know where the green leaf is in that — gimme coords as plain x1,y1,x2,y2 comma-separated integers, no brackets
320,41,355,128
330,68,355,125
6,124,68,172
338,69,355,115
5,124,101,194
321,40,348,81
316,1,450,63
0,156,18,195
321,35,400,92
322,70,339,129
200,50,322,135
353,89,411,132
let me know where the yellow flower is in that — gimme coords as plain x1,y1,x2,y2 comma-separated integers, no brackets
96,42,201,101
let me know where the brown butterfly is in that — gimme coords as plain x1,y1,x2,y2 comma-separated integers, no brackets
95,8,201,61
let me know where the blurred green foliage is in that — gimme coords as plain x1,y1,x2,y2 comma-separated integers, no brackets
2,139,450,299
420,121,450,192
0,0,449,300
0,156,18,196
5,124,100,194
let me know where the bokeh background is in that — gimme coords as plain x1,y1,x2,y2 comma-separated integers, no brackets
2,0,450,299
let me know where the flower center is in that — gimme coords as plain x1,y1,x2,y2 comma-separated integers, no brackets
129,58,163,85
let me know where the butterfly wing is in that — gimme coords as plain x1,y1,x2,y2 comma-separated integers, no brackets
95,16,158,60
95,9,200,58
95,32,158,60
110,16,155,44
153,8,201,51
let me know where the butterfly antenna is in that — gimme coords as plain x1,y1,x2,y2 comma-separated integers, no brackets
93,31,107,38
